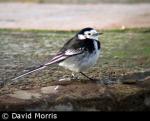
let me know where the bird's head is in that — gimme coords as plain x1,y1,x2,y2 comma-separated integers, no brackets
77,27,102,40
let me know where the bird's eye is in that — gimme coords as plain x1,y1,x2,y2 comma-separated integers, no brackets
88,33,91,35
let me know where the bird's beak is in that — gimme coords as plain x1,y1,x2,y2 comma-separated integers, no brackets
93,32,103,36
98,32,103,35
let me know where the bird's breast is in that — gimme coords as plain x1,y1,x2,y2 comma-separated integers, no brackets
59,49,100,72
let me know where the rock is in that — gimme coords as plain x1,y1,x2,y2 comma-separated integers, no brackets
9,90,41,100
41,86,59,94
0,78,150,111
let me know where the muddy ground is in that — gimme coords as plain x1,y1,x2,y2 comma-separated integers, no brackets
0,28,150,111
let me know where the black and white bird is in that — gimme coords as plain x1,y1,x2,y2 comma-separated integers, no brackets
12,27,102,81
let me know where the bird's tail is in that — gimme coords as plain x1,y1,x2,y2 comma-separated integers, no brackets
11,52,67,82
12,65,46,81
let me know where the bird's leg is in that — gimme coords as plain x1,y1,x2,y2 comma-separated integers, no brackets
80,72,95,81
71,72,80,80
71,72,75,78
58,72,75,81
59,72,80,81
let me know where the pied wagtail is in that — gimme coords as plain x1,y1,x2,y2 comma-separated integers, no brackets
12,27,102,81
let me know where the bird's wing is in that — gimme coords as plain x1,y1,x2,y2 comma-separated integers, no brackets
44,48,84,66
44,36,86,66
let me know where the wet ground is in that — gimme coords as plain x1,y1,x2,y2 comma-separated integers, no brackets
0,28,150,111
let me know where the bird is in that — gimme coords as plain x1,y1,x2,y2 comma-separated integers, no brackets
12,27,102,82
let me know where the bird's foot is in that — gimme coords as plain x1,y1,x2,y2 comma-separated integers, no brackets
71,73,80,80
58,73,80,82
58,77,71,82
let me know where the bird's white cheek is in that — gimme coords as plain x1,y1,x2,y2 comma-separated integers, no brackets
78,34,86,40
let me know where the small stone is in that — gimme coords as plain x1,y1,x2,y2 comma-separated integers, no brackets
59,78,71,81
54,85,59,90
41,86,58,94
121,25,126,30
